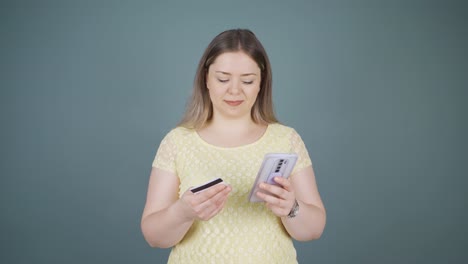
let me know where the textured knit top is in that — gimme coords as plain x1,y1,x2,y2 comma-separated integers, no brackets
152,123,312,264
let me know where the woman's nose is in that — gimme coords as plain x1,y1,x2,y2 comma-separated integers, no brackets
228,79,241,94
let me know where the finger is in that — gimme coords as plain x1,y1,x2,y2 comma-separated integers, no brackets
208,185,231,206
195,186,231,217
259,193,294,217
256,191,285,207
216,195,229,211
202,203,223,220
273,177,293,192
200,192,230,220
259,182,288,198
265,203,290,217
195,183,229,202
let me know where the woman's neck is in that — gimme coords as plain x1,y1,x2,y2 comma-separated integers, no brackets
197,116,268,148
207,115,258,134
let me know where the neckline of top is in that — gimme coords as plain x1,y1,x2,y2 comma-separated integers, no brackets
194,124,273,150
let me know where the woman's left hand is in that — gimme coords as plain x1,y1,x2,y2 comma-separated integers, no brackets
256,177,296,218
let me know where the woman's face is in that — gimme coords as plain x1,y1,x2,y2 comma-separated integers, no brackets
206,51,261,121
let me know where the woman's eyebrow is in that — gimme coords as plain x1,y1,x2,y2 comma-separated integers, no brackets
240,73,257,76
215,71,257,76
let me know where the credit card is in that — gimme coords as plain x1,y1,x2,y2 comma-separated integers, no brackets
190,178,224,193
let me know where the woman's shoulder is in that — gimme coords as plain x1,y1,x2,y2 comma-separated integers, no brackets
160,126,196,143
268,122,297,136
165,126,195,137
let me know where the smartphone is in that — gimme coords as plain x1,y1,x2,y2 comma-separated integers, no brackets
190,178,224,194
248,153,298,202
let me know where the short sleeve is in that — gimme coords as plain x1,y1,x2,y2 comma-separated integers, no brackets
152,130,178,173
290,129,312,175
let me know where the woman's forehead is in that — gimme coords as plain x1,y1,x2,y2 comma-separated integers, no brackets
209,52,260,74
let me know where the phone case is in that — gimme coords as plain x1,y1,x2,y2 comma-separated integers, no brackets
248,153,298,202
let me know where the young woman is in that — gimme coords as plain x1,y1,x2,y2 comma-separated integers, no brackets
141,29,326,263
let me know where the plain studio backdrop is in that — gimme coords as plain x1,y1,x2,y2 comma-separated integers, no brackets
1,1,466,263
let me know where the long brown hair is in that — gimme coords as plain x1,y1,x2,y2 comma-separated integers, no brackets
178,29,278,129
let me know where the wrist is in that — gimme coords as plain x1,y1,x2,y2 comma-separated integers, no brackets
173,199,196,223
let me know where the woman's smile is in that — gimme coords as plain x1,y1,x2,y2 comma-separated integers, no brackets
224,100,243,106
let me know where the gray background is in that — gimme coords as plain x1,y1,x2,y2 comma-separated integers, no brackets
1,0,467,263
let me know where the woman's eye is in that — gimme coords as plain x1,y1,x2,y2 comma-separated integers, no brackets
242,81,254,85
218,79,229,83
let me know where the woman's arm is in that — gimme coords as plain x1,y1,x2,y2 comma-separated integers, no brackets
141,167,231,248
257,166,326,241
280,165,326,240
140,168,191,248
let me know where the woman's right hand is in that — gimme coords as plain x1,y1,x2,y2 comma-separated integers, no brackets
177,183,232,221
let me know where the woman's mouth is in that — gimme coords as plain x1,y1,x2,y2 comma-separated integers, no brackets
225,100,243,106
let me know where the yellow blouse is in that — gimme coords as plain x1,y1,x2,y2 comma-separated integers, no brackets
152,123,312,264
